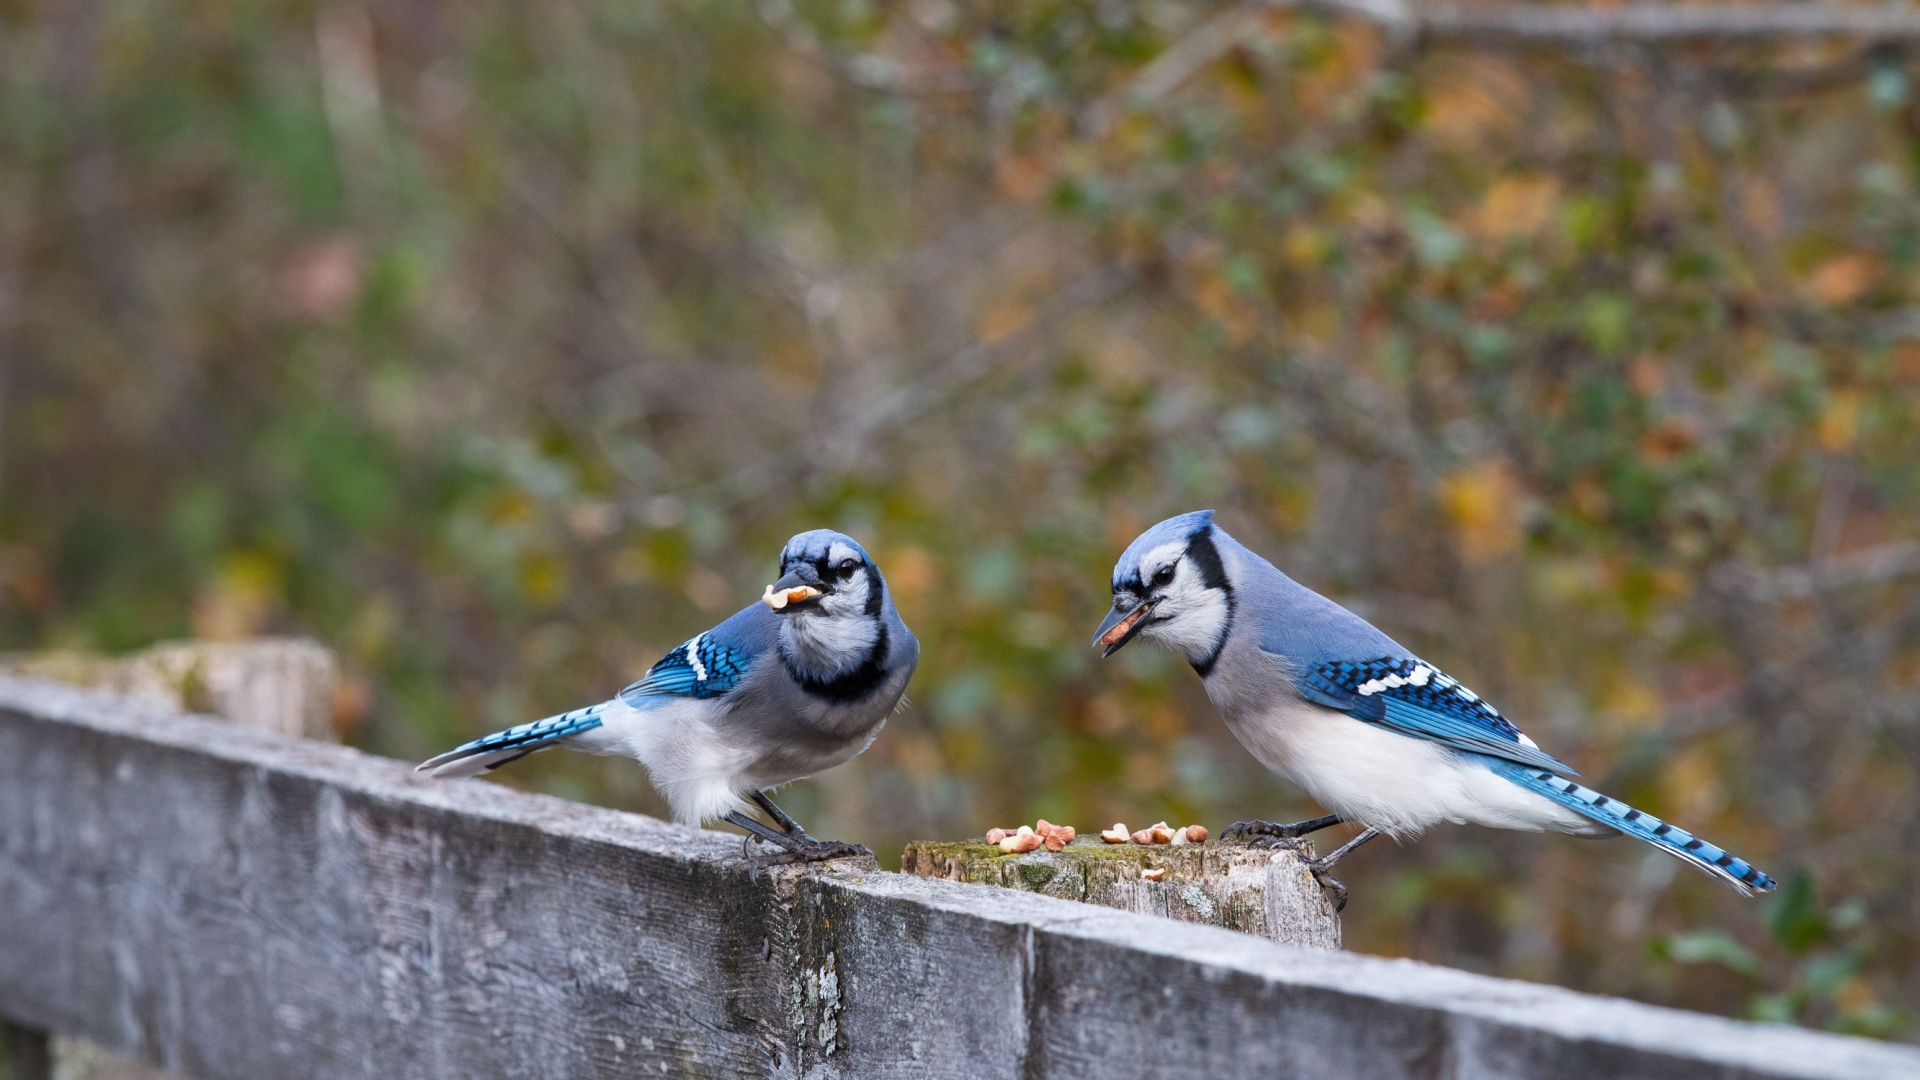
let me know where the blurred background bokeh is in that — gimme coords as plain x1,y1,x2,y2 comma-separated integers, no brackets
2,0,1917,1041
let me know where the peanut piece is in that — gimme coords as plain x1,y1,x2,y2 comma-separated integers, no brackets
1000,832,1043,854
1141,867,1166,882
986,828,1008,844
1100,824,1129,844
1185,825,1208,844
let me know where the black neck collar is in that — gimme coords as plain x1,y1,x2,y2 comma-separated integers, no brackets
786,621,892,703
1186,529,1234,678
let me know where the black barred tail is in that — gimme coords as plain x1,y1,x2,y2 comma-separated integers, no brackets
416,703,608,779
1484,758,1776,896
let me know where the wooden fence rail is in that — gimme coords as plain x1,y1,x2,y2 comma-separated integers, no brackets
3,676,1918,1079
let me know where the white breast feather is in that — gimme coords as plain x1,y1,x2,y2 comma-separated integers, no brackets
784,608,880,678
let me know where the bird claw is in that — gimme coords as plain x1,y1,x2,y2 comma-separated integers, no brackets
1225,825,1350,910
1300,857,1350,913
1224,819,1308,845
745,831,873,865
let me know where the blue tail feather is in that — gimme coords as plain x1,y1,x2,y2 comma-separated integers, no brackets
416,703,607,777
1484,757,1776,895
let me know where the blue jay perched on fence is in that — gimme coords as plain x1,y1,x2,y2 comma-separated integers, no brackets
1094,510,1775,909
420,530,918,862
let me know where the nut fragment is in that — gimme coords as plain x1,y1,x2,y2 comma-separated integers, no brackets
1035,818,1057,835
1100,824,1129,844
1043,833,1067,852
1148,824,1174,844
1170,829,1188,846
1141,867,1166,882
760,583,822,610
1184,825,1208,844
985,828,1009,844
1054,826,1075,844
1016,825,1034,837
1130,829,1154,845
1000,832,1043,854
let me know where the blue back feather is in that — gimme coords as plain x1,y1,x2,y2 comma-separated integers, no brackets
1299,656,1577,775
619,602,777,705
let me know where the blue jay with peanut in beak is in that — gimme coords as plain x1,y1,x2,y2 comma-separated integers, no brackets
419,529,918,862
1094,510,1775,909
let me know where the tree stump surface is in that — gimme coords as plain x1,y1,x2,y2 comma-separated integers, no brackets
901,835,1342,950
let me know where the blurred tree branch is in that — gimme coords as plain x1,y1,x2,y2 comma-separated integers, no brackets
755,0,971,92
1082,4,1279,139
1717,542,1920,603
1279,0,1920,42
700,261,1136,509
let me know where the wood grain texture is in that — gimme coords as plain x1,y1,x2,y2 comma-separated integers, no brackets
2,676,1917,1080
0,679,780,1080
9,640,344,1080
901,837,1341,949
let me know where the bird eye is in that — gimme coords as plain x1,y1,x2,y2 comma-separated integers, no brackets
837,558,859,580
1152,564,1176,587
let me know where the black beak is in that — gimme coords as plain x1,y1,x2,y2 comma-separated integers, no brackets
1092,599,1156,657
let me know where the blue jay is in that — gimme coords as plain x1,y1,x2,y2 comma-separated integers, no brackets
1094,510,1775,909
419,530,918,862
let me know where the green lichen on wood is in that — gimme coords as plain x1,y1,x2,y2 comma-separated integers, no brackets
1016,861,1058,889
901,835,1342,947
903,837,1248,903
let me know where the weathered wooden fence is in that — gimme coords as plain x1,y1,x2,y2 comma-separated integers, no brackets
3,676,1919,1079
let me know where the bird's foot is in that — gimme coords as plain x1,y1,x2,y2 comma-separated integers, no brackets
725,806,870,877
746,829,873,866
1218,820,1354,909
1299,855,1350,913
1224,819,1318,846
1288,825,1379,912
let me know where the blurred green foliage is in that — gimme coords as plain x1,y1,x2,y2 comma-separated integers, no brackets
1658,872,1905,1037
3,0,1919,1038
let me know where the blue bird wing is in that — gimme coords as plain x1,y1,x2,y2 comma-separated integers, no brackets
620,633,753,703
618,604,773,706
1297,657,1578,776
